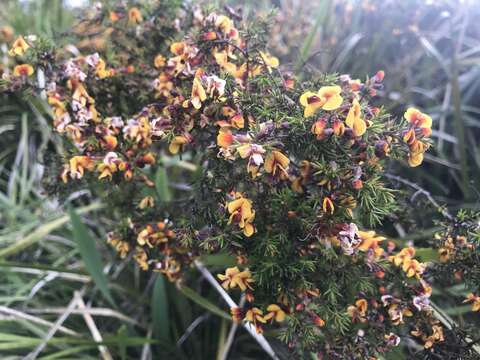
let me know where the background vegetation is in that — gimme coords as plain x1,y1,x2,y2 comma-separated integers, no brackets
0,0,479,358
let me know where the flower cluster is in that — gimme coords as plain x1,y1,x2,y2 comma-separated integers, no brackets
432,210,480,313
0,1,443,357
389,247,426,279
402,107,432,167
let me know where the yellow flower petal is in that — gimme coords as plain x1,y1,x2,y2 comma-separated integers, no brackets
318,86,343,111
227,198,244,213
243,223,254,237
408,152,424,167
13,64,34,77
322,94,343,111
299,91,317,107
353,118,366,137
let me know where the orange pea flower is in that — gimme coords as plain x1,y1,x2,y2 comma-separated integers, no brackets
404,108,432,136
154,54,166,68
345,98,366,136
169,135,189,154
245,307,267,333
463,293,480,312
264,304,286,322
299,86,343,117
311,119,328,140
227,193,256,237
128,7,143,25
217,128,234,148
322,197,335,214
13,64,34,77
357,230,385,258
264,150,289,178
217,266,254,291
190,76,207,109
8,36,30,56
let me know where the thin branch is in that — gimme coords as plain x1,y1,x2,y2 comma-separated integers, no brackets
384,173,453,220
25,307,140,327
140,327,153,360
194,260,279,360
76,293,113,360
0,306,78,336
7,267,91,283
177,313,210,347
24,291,80,360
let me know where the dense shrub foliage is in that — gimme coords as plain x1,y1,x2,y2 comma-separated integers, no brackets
1,1,480,359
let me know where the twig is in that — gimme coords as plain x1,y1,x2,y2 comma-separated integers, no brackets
0,306,78,336
76,293,113,360
384,173,453,220
28,272,59,300
7,266,91,283
194,260,279,360
140,327,153,360
176,313,211,347
25,307,140,327
24,291,80,360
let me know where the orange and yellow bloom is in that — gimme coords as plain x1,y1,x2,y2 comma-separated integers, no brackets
259,51,279,71
403,108,432,167
345,98,366,136
154,54,166,68
264,150,289,178
347,298,368,323
190,74,207,109
389,246,425,278
227,193,255,236
311,119,327,140
169,135,189,154
9,36,30,56
463,293,480,312
357,230,385,258
128,7,143,25
404,108,432,136
217,128,234,148
245,307,267,333
264,304,286,322
61,156,95,182
13,64,34,77
217,266,254,291
299,86,343,117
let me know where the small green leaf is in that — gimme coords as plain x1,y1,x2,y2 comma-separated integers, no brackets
69,207,115,307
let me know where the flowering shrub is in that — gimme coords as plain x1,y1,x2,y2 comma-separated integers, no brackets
0,1,459,358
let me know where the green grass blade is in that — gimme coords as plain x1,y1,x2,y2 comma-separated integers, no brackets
155,167,172,202
294,0,330,72
0,202,103,258
179,286,231,321
152,274,171,341
37,345,97,360
451,55,470,198
68,207,115,307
